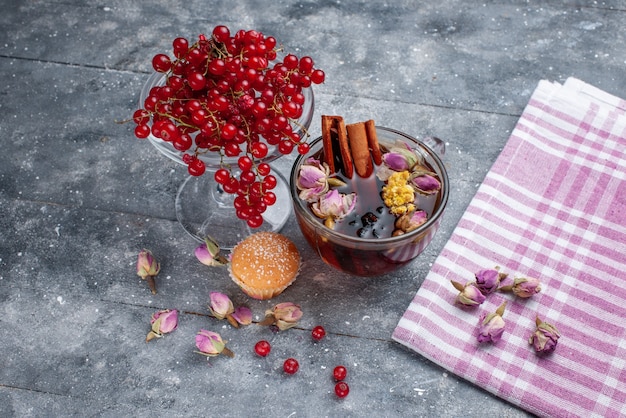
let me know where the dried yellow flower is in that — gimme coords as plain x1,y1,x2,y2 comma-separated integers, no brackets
382,171,416,215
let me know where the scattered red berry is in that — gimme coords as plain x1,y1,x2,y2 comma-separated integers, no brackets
333,365,347,381
283,358,299,374
334,381,350,398
254,340,271,357
311,325,326,341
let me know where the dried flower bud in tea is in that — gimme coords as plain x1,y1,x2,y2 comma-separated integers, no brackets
311,189,357,229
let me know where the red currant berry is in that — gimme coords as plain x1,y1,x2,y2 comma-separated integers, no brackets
185,99,202,113
234,195,248,211
278,139,294,154
334,382,350,398
283,53,299,70
283,358,299,375
333,365,347,382
249,181,263,198
311,325,326,341
224,142,241,157
173,133,192,151
238,156,253,171
132,109,150,125
187,158,206,176
191,108,208,126
272,115,289,131
187,71,206,90
134,124,150,139
247,214,264,228
214,168,230,185
221,123,237,140
223,177,240,194
210,96,229,112
156,121,180,142
239,170,256,185
265,36,277,50
297,142,310,155
255,201,267,214
263,174,277,190
250,142,269,159
310,69,326,84
151,53,171,72
300,75,312,88
208,58,226,76
212,25,231,43
282,101,300,119
172,37,188,58
257,163,271,176
298,56,314,74
254,340,271,357
251,100,268,118
292,92,306,105
262,191,277,206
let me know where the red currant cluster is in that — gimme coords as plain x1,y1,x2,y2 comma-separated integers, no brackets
132,25,325,228
253,325,350,398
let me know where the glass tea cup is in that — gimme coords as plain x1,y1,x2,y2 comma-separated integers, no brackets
289,127,449,277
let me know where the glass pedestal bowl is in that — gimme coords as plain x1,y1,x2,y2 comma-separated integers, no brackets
140,72,314,249
289,127,448,277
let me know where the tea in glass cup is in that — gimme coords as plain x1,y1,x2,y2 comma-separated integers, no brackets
290,123,449,277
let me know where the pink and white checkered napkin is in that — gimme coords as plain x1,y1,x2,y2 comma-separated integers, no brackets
393,78,626,418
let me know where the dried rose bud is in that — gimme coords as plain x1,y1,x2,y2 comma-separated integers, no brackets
146,309,178,342
500,276,542,298
382,140,420,171
258,302,303,331
475,267,506,295
451,280,486,307
529,316,560,354
395,209,428,233
209,292,234,318
231,306,252,326
297,158,345,202
208,292,251,328
382,151,411,171
477,302,507,344
411,173,441,195
195,236,227,267
195,329,234,358
311,189,357,229
136,249,160,294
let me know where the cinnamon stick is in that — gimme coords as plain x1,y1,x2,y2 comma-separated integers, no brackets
321,115,336,173
336,117,354,178
365,119,382,165
321,115,354,178
346,122,373,178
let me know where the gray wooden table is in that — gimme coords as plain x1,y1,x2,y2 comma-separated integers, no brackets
1,1,624,416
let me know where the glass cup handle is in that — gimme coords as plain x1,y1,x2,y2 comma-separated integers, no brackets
422,136,446,158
